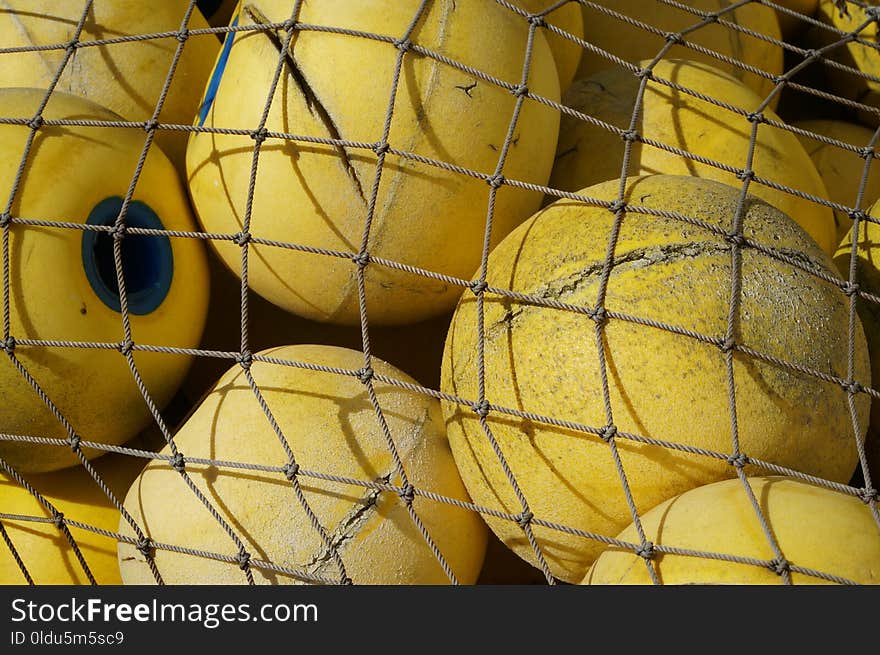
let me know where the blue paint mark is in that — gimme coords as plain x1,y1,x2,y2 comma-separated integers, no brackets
197,13,239,127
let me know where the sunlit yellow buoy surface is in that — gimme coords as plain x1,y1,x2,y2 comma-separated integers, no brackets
0,437,151,585
441,174,870,583
0,88,210,473
582,476,880,585
0,0,221,174
187,0,561,326
552,58,838,256
575,0,784,105
118,344,488,585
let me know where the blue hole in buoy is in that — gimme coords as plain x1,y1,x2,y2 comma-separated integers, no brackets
197,12,239,127
81,197,173,315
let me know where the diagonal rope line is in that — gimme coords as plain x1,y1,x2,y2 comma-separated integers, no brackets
349,0,461,585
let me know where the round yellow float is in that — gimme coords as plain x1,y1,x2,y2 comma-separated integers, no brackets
118,343,488,585
0,434,153,585
186,0,561,326
0,88,210,473
552,58,837,256
441,174,870,583
575,0,784,105
793,118,880,243
0,0,221,175
582,476,880,584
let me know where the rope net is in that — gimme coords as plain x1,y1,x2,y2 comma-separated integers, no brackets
0,0,878,586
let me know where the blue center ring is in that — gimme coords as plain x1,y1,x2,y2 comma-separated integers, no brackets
81,196,173,315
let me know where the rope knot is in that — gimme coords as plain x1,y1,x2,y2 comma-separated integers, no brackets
2,336,14,354
528,14,546,28
746,112,764,125
865,5,880,20
51,511,65,529
608,199,627,213
28,115,43,130
68,433,81,452
176,28,189,43
170,452,186,472
720,336,736,353
235,550,251,571
843,380,863,395
118,339,134,357
282,19,297,32
635,543,655,560
373,141,390,156
352,251,370,268
636,67,653,80
136,537,154,558
725,231,746,247
472,399,490,418
250,127,268,143
665,31,683,44
236,350,252,369
516,510,533,527
726,453,748,468
591,306,608,325
857,145,875,160
848,209,867,223
469,279,488,295
600,424,617,442
393,37,412,52
487,173,505,189
0,212,9,228
356,366,374,384
620,129,640,143
233,231,251,246
768,557,790,575
512,84,529,98
735,168,755,181
144,118,159,133
858,486,878,503
398,483,416,505
858,487,880,505
843,281,860,297
109,223,127,241
282,462,299,480
805,49,820,61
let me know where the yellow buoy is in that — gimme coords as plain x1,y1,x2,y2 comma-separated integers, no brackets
186,0,561,326
515,0,585,92
808,1,880,128
552,58,837,256
0,88,210,473
0,432,154,585
575,0,783,106
118,344,488,585
582,476,880,585
0,0,221,175
441,174,870,583
833,197,880,431
793,118,880,243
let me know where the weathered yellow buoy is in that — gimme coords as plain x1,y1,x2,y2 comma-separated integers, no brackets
0,88,210,473
0,0,221,175
118,344,488,585
441,174,870,583
186,0,561,326
582,476,880,585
